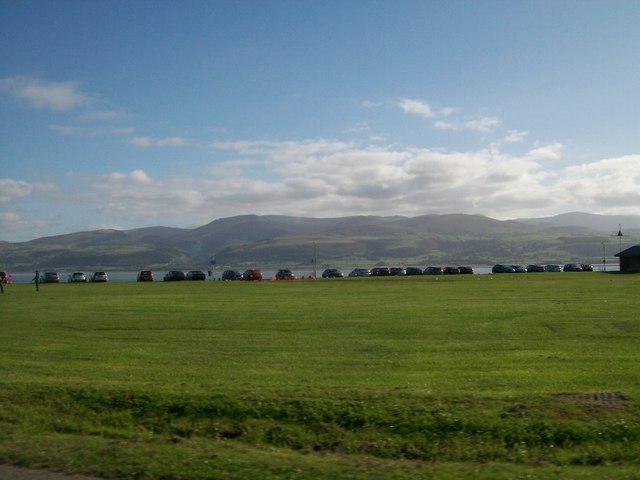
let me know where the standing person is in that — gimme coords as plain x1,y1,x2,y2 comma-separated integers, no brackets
33,270,40,292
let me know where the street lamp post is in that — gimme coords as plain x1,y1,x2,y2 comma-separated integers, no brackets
312,242,317,279
617,224,623,252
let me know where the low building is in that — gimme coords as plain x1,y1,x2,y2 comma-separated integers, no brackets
615,245,640,273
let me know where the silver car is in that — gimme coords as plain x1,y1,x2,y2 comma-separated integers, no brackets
90,271,108,282
348,268,371,277
69,272,88,282
41,271,60,283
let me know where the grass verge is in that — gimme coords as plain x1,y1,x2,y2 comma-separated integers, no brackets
1,273,639,478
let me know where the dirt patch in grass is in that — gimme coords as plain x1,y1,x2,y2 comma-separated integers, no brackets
558,392,626,408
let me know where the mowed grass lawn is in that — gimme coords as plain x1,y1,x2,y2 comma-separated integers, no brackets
1,273,639,479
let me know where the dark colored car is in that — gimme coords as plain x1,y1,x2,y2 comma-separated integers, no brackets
163,270,186,281
526,264,545,272
511,265,527,273
563,263,583,272
322,268,344,278
370,267,391,276
0,271,12,284
348,268,371,277
405,267,423,275
492,264,515,273
390,267,406,276
243,269,263,281
222,269,243,280
137,270,154,282
581,264,594,272
443,267,460,275
186,270,206,280
423,266,443,275
275,269,296,280
41,271,60,283
545,264,562,272
458,266,474,274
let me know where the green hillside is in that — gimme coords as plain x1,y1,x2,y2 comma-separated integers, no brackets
1,213,638,270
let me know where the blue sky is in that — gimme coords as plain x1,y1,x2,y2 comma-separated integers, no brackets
1,0,639,242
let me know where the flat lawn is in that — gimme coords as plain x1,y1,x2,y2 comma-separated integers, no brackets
1,273,639,479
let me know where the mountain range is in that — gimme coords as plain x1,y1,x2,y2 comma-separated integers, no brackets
1,212,639,271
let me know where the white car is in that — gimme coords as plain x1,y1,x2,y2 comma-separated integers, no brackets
69,272,88,282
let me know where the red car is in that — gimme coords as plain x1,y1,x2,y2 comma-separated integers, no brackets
137,270,154,282
242,269,263,281
0,271,11,284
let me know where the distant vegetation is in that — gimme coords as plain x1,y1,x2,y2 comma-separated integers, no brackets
1,212,639,270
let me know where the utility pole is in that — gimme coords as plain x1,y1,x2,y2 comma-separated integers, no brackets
617,224,623,253
312,242,317,279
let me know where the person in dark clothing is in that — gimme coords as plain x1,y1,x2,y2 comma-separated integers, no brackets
33,270,40,292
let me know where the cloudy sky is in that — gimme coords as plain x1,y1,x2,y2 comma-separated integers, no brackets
1,0,639,242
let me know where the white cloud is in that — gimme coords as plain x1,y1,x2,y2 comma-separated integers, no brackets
0,179,34,204
49,125,88,136
0,211,26,231
131,136,193,148
212,139,351,161
361,100,380,108
438,107,457,117
345,122,370,135
92,170,207,220
527,143,563,160
0,76,90,111
0,179,59,239
398,99,505,136
82,139,639,226
465,116,501,133
398,98,435,118
502,130,529,143
434,121,457,130
9,139,637,240
50,125,134,137
0,178,58,204
76,109,127,122
558,154,640,211
101,170,153,185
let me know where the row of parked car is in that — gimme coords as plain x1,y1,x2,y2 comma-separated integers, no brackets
221,269,273,281
342,266,476,277
136,270,208,281
33,271,110,283
491,263,593,273
2,262,596,286
327,263,594,277
217,266,477,280
32,270,211,283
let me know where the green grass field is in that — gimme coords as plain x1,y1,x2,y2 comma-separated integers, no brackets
1,274,639,479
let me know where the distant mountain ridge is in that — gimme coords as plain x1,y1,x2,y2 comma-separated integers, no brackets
516,212,640,232
1,212,638,270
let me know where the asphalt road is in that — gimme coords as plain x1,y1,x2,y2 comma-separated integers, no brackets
0,466,104,480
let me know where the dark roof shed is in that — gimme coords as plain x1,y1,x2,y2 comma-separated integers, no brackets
615,245,640,273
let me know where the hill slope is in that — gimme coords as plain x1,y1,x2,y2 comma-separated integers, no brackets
1,213,638,270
